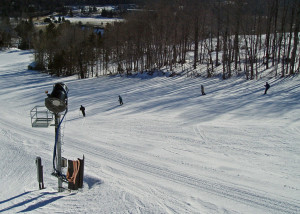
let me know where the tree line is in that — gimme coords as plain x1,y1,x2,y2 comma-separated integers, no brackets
103,0,299,79
1,0,300,79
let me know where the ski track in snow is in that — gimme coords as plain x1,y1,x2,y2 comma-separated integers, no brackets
69,141,300,214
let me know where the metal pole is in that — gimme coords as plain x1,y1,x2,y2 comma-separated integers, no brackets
55,113,63,192
36,157,44,190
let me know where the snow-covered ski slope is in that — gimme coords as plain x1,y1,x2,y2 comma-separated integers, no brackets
0,49,299,213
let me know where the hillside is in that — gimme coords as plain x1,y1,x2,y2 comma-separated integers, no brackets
0,49,299,213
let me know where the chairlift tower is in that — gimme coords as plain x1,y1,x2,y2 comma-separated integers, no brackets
31,82,84,192
55,113,63,191
45,82,69,192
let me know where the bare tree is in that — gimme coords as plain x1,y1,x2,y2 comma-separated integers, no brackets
289,0,300,75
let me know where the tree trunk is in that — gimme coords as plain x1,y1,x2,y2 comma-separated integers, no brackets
290,0,300,75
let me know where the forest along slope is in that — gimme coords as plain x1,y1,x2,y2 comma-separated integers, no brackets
0,49,299,213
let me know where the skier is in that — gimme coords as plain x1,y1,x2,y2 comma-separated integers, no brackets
80,105,85,117
264,82,270,94
201,85,206,95
118,95,123,105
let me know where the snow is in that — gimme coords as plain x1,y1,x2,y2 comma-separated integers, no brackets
0,49,299,213
63,16,123,26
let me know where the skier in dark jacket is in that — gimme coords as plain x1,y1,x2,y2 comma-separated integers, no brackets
264,82,270,94
80,105,85,117
118,95,123,105
201,85,206,95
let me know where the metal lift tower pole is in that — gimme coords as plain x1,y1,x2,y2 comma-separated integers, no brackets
55,113,63,192
44,82,69,192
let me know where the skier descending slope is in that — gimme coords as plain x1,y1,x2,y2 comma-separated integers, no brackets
118,95,123,105
264,82,270,94
80,105,86,117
